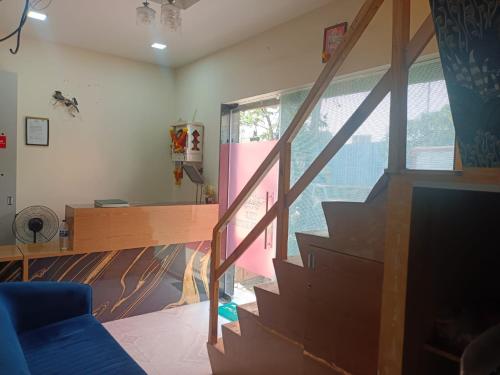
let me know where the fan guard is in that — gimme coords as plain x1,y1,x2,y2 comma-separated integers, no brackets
12,206,59,244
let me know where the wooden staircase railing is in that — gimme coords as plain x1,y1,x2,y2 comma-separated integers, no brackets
209,0,437,345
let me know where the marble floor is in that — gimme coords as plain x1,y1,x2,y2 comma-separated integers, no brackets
104,301,228,375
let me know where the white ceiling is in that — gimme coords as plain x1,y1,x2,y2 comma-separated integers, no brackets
0,0,332,67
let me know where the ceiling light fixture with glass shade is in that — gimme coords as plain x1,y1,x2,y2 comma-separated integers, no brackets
161,1,182,32
136,1,156,26
136,0,200,31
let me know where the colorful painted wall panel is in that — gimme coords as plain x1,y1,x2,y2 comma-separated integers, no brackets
25,242,210,322
0,261,22,282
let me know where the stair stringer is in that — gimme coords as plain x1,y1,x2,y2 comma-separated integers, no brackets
208,302,343,375
254,258,307,343
209,175,390,375
321,178,388,262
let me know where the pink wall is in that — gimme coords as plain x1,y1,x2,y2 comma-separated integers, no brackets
219,141,278,278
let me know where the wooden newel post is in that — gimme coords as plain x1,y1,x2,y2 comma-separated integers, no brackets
276,143,291,261
208,231,221,345
388,0,411,173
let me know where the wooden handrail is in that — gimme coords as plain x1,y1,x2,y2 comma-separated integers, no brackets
287,71,392,207
208,0,386,345
286,14,436,207
208,0,437,346
388,0,411,172
212,0,385,236
215,203,278,280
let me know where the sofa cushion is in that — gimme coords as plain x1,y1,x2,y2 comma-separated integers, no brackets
19,314,145,375
0,302,31,375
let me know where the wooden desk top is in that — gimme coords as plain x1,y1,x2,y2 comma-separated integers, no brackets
0,245,23,262
66,203,218,252
17,241,78,259
67,201,207,209
0,203,219,262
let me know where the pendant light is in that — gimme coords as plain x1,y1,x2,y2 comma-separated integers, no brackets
136,1,156,26
161,1,182,32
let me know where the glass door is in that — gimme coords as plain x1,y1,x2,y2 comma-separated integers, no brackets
219,100,279,304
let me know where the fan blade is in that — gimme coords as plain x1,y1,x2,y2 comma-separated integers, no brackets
38,231,50,242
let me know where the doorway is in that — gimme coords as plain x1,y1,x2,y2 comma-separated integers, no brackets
219,99,279,304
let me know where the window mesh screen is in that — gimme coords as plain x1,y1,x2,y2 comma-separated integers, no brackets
280,58,454,256
406,61,455,170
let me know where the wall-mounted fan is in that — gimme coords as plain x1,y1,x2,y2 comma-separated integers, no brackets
12,206,59,244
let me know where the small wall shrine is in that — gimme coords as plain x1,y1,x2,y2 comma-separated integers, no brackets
169,122,204,185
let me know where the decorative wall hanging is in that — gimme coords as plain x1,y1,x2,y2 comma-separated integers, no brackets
322,22,348,63
26,117,49,146
429,0,500,167
169,122,204,186
52,91,80,117
170,126,188,154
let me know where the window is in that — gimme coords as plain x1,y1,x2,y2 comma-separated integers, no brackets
220,57,455,257
279,57,455,255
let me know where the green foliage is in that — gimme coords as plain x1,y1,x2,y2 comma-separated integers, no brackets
239,106,280,142
407,104,455,149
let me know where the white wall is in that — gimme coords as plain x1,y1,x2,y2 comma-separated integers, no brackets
0,0,438,218
173,0,437,201
0,38,176,218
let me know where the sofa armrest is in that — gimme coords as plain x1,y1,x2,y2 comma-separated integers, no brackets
0,282,92,334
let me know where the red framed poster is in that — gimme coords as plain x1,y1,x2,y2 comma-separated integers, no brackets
322,22,348,63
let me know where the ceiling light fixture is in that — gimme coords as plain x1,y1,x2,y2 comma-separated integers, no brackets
27,11,47,21
161,1,182,32
136,1,156,26
151,43,167,50
135,0,200,32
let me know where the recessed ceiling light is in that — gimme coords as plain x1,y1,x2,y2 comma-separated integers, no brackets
151,43,167,50
28,11,47,21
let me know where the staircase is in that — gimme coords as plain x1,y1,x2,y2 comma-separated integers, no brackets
208,175,387,374
207,0,437,374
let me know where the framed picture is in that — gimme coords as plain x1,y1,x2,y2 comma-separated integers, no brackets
26,117,49,146
322,22,348,63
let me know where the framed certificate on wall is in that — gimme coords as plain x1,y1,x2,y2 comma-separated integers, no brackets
26,117,49,146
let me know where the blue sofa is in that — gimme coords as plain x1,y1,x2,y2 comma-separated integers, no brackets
0,282,146,375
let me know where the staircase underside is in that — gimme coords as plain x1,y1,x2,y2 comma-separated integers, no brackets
208,174,389,375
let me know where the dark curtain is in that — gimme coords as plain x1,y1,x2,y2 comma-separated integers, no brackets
429,0,500,167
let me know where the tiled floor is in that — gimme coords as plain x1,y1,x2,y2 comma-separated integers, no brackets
104,302,228,375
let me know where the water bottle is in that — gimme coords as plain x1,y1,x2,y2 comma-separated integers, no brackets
59,219,69,250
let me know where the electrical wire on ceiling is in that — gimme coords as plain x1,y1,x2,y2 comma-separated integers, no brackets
0,0,53,55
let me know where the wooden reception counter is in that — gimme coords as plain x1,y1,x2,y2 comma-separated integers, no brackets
0,203,218,322
66,203,218,252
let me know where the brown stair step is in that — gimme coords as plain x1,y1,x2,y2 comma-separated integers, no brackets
207,340,233,375
237,301,259,318
209,316,345,375
221,321,243,358
273,258,306,296
222,320,241,336
213,338,225,354
236,302,260,337
286,255,304,267
254,281,279,294
254,281,306,343
296,231,331,266
297,227,384,263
